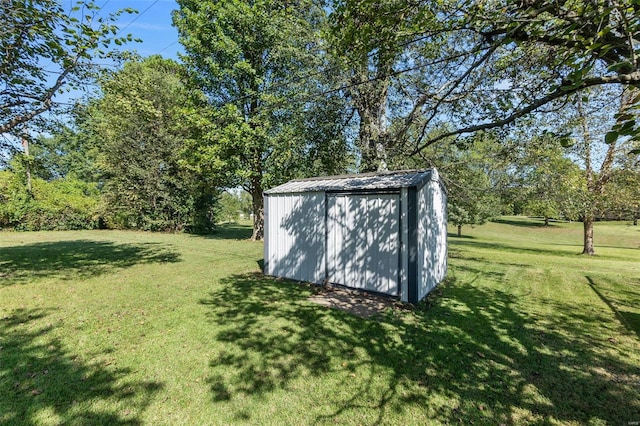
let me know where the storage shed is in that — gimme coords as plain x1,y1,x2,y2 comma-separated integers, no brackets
263,169,447,303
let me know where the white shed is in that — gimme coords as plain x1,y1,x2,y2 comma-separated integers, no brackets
263,169,447,303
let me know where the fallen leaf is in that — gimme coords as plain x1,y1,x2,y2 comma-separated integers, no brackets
31,389,41,396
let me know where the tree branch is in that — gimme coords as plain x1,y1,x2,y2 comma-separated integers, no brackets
412,71,640,155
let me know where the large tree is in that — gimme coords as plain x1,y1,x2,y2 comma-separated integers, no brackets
174,0,350,240
567,89,638,254
327,0,444,172
407,0,640,151
89,56,215,232
329,1,640,156
0,0,135,140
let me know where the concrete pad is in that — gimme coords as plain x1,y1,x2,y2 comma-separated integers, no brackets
307,288,397,318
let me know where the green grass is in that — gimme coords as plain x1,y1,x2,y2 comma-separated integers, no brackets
1,217,639,425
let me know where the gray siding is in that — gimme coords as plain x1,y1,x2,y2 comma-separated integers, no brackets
264,192,325,284
326,193,400,295
263,168,447,303
417,172,448,301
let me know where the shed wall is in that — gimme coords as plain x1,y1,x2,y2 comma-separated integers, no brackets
400,187,409,302
263,169,447,303
326,193,400,296
264,192,325,284
417,176,448,301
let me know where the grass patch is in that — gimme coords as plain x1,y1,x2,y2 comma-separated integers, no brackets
1,217,639,424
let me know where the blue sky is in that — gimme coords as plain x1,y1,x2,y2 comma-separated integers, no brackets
97,0,183,59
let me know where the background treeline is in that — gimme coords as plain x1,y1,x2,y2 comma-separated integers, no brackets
1,0,639,254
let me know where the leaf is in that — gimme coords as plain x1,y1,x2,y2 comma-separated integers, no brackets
559,137,575,148
607,61,632,72
604,131,618,145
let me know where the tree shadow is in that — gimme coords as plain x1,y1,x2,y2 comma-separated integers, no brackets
0,308,163,425
0,240,181,286
201,222,253,240
452,238,580,257
199,272,640,424
492,217,561,228
447,232,475,239
586,276,640,339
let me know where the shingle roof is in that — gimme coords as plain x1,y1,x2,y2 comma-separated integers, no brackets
265,169,438,195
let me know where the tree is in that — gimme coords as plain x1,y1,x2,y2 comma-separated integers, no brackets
88,56,215,232
327,0,444,172
606,169,640,225
513,133,583,225
0,0,136,139
392,130,504,236
507,87,640,254
174,0,350,240
407,0,640,151
568,89,640,254
27,109,101,183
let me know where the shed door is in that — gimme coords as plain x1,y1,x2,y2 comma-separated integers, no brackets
326,193,400,296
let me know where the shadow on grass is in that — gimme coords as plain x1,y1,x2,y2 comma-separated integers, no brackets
0,240,181,286
452,238,580,257
587,276,640,339
199,272,640,424
492,217,560,228
447,232,474,239
0,308,162,425
201,222,253,240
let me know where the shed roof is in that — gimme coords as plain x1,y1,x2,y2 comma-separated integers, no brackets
265,169,438,195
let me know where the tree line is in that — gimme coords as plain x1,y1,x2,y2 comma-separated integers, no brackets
1,0,639,255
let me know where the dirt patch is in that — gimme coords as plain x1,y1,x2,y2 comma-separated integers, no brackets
307,287,401,318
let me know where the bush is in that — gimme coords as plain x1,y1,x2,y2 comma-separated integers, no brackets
0,170,101,231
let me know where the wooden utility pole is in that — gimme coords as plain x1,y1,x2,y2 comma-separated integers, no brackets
21,135,32,193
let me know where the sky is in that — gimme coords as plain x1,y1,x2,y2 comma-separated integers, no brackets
92,0,183,59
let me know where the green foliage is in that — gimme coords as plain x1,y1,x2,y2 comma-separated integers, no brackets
89,56,216,233
174,0,351,239
327,0,440,171
604,169,640,221
393,130,505,235
0,0,137,137
514,133,586,221
215,191,246,223
0,168,100,231
29,114,101,182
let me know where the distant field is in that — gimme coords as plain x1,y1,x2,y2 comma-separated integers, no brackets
1,217,639,425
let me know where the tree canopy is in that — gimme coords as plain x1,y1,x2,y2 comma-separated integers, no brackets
0,0,136,139
174,0,351,240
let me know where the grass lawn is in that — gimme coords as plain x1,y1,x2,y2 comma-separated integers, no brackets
1,217,639,425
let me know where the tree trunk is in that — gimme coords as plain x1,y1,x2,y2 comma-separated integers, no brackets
251,177,264,241
634,217,638,226
350,64,391,173
582,217,595,255
457,224,462,237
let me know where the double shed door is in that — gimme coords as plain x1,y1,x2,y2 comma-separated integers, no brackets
326,192,400,296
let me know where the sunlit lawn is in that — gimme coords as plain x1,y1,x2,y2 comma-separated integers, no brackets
1,218,639,425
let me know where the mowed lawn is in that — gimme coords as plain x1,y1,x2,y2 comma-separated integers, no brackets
1,218,639,425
